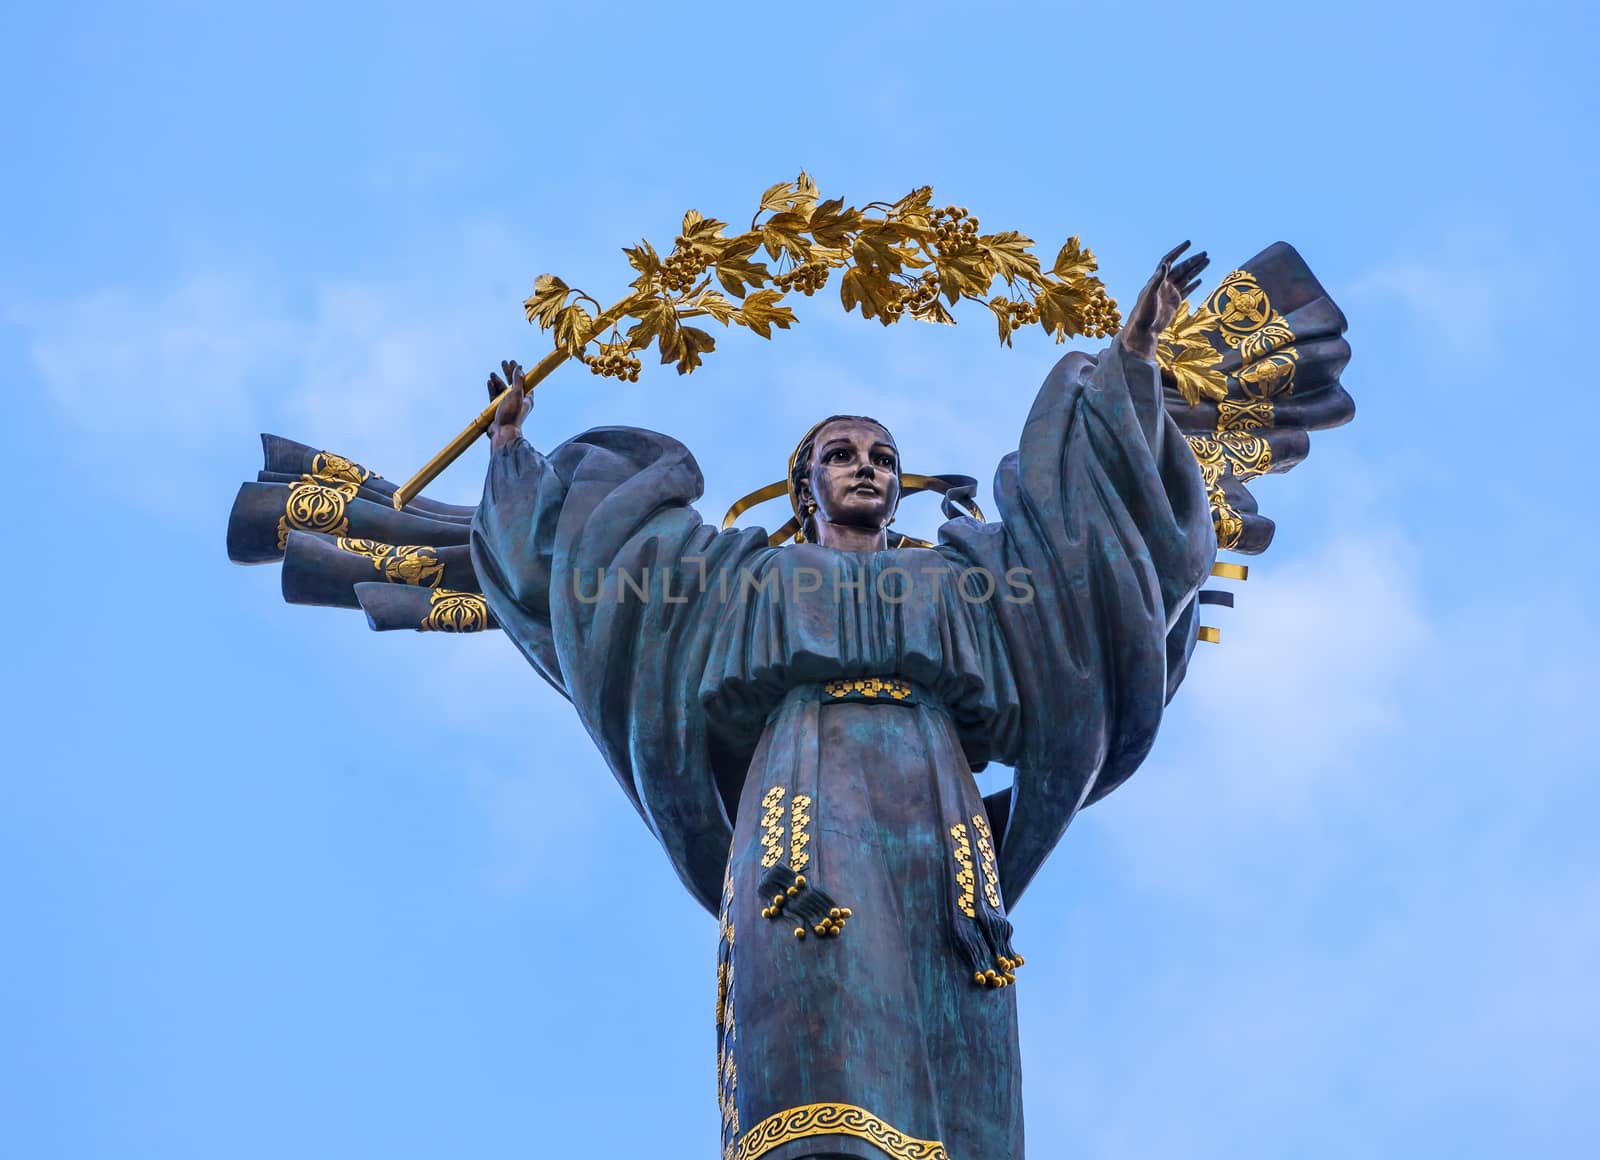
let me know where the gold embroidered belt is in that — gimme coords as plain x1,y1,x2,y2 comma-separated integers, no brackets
764,676,942,728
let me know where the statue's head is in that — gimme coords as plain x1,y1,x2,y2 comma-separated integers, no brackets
789,415,901,544
720,415,979,547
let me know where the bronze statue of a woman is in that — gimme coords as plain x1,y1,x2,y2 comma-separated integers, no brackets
227,239,1354,1160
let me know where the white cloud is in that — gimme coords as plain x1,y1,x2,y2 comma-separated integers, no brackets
5,244,640,896
1019,859,1600,1159
1347,212,1566,356
10,234,529,515
1089,517,1430,896
1183,528,1428,804
1077,450,1596,894
10,278,297,512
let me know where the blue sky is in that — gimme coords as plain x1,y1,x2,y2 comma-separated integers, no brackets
3,2,1596,1157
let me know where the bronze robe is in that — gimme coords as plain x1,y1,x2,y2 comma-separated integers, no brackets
469,342,1214,1160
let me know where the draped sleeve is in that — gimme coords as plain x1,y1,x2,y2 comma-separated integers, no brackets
471,427,771,914
939,342,1216,905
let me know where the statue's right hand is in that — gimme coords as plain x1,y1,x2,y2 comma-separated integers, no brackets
486,360,531,446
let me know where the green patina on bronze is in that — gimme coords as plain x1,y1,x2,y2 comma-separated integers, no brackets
226,241,1353,1160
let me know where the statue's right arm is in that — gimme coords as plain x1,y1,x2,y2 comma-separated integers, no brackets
486,359,533,452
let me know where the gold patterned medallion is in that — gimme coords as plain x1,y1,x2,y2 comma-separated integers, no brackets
334,538,447,588
276,476,357,549
419,588,488,632
309,450,373,487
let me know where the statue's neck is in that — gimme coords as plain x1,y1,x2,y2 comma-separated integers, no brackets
812,521,889,553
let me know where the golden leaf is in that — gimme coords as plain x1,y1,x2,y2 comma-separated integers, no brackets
680,212,729,257
758,180,798,214
910,297,956,326
1161,299,1217,348
715,263,765,298
692,290,739,324
839,267,898,321
807,197,865,249
852,223,924,278
933,248,993,302
656,325,684,365
791,171,819,216
672,325,716,374
738,289,797,339
626,295,679,351
760,212,811,262
624,240,661,280
987,297,1014,348
714,235,770,298
1160,342,1229,406
553,303,593,356
1036,280,1093,342
1158,301,1229,405
719,233,762,261
524,273,570,329
1051,236,1098,281
892,186,934,216
981,231,1041,284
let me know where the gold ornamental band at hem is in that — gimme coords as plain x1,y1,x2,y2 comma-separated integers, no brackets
824,677,913,700
731,1102,949,1160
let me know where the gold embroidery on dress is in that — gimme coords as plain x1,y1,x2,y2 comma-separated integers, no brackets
732,1102,949,1160
717,868,740,1153
789,794,811,873
823,676,912,699
972,813,1002,911
949,823,976,919
759,787,786,870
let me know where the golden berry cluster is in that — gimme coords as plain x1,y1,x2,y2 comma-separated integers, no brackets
883,271,941,322
1080,293,1121,339
930,205,980,250
774,261,829,296
585,342,642,382
998,299,1036,326
660,241,713,292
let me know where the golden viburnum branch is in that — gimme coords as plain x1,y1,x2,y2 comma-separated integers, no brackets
526,172,1122,384
392,172,1122,508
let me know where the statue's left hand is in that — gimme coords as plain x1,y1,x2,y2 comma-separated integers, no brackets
1119,242,1210,361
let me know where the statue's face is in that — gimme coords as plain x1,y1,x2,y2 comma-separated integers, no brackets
801,418,901,532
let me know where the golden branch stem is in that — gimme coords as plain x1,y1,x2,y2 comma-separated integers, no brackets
390,299,634,510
